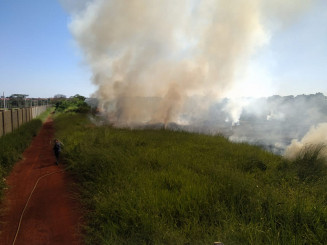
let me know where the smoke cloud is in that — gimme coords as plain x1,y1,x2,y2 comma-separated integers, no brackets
64,0,323,156
223,93,327,155
285,123,327,160
68,0,269,126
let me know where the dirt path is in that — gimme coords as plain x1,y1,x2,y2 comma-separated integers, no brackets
0,118,82,245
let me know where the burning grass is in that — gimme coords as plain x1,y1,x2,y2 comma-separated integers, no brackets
54,113,327,245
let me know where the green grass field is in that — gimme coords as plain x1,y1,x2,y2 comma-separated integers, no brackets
54,113,327,245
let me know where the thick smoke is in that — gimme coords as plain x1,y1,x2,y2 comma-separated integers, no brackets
225,93,327,155
285,123,327,160
69,0,267,126
66,0,325,156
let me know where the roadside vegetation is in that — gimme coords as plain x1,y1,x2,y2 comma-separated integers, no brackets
0,107,53,199
54,113,327,245
54,94,91,113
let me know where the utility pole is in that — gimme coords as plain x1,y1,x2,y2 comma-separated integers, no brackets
3,92,5,109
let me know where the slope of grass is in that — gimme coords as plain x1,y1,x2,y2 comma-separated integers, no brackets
54,113,327,245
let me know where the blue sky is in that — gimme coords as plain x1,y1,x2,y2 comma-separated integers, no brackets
0,0,326,98
264,1,327,96
0,0,94,98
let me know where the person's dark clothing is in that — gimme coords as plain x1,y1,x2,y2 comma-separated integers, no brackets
53,141,61,165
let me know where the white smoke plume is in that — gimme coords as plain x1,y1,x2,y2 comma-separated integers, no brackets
68,0,269,126
63,0,320,156
284,123,327,160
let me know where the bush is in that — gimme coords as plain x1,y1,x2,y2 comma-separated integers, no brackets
55,94,90,113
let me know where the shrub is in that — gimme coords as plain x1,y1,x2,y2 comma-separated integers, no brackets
55,94,90,113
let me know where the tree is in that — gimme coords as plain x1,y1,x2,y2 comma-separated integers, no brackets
55,94,90,113
9,94,29,108
70,94,85,101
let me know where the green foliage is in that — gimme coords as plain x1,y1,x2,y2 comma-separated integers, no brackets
0,119,43,199
55,94,90,113
54,113,327,245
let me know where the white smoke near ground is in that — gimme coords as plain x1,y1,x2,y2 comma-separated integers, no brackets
224,94,327,155
62,0,325,155
284,123,327,160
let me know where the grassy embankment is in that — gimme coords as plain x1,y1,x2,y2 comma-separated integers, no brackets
54,113,327,245
0,107,53,199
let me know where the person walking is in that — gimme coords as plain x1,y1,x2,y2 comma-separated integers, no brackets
53,139,63,165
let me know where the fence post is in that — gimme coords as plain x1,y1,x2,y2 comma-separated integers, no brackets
11,109,19,130
18,109,23,127
3,110,13,134
0,110,3,137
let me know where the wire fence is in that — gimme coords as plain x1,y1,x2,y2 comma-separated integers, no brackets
0,98,50,109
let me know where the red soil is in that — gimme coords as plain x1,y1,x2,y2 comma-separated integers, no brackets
0,118,83,245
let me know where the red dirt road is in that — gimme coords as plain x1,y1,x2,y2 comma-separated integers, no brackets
0,118,83,245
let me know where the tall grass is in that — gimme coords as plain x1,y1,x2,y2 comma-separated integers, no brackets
54,113,327,245
292,144,327,182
